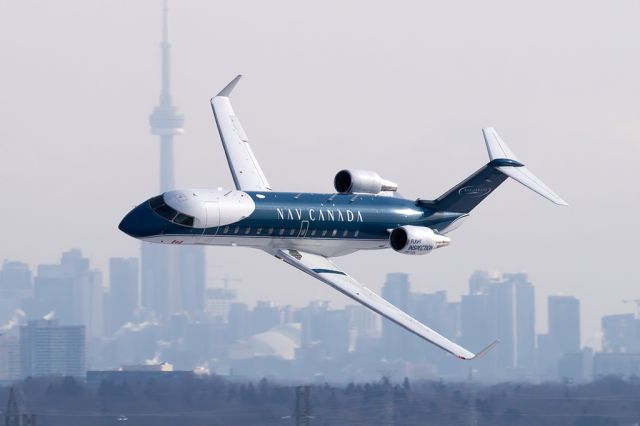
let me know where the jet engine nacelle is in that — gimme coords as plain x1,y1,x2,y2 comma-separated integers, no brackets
389,225,450,255
334,169,398,194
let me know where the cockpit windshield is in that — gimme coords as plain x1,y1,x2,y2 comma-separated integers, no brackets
149,195,195,227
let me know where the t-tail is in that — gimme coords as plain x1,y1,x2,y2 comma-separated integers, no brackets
420,127,568,214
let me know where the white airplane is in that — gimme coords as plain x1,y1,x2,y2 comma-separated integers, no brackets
120,75,567,360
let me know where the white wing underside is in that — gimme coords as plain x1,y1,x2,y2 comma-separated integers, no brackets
273,249,498,360
211,75,272,192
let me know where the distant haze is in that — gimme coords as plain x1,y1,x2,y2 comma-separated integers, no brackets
1,0,639,348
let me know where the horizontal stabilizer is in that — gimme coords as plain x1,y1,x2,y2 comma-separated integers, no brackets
483,127,568,206
496,165,568,206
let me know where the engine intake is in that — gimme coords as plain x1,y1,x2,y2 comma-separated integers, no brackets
390,225,450,255
334,169,398,194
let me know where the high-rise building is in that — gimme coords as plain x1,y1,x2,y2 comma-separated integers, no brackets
548,295,581,355
345,305,378,340
141,1,205,320
179,246,205,316
510,273,535,370
251,301,281,335
537,295,581,379
487,279,515,371
460,271,536,377
228,302,251,342
409,290,459,361
30,250,103,339
0,261,32,292
107,257,139,335
381,273,411,359
0,260,32,325
205,287,237,321
0,335,20,381
20,320,85,378
294,301,349,360
601,313,639,353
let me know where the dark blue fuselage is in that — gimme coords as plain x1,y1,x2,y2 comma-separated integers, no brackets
119,191,464,243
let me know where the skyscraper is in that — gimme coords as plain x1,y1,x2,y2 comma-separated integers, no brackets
511,273,535,370
141,1,205,320
30,249,103,339
20,320,86,378
381,273,411,359
0,336,20,381
537,295,581,379
107,257,139,335
0,260,32,325
548,295,581,355
460,271,536,377
601,313,639,353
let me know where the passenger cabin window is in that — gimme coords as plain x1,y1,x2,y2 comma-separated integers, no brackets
149,195,195,227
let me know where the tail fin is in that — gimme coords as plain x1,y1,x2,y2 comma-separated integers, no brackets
422,128,568,213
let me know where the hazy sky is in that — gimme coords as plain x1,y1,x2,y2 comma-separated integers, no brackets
1,0,639,348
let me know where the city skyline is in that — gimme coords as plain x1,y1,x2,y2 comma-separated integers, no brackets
2,252,637,382
1,0,639,352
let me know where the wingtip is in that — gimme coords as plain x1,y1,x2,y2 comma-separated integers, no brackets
215,74,243,98
458,339,500,360
473,339,500,360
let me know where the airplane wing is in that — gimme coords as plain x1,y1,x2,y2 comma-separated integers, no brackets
210,75,272,191
273,249,498,360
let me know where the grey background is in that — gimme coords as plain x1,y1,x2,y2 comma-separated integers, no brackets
1,0,638,348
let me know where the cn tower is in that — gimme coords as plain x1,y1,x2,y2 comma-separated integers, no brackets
149,0,183,192
141,0,205,320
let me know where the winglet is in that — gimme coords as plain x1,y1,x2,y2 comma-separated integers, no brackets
216,74,242,98
458,339,500,360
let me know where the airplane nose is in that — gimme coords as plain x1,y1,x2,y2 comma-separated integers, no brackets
119,202,159,238
118,208,139,237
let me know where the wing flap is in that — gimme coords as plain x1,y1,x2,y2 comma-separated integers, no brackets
274,249,496,360
211,75,272,191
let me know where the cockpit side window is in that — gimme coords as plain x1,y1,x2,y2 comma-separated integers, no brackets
155,204,178,221
174,213,194,227
149,195,165,209
148,195,195,227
